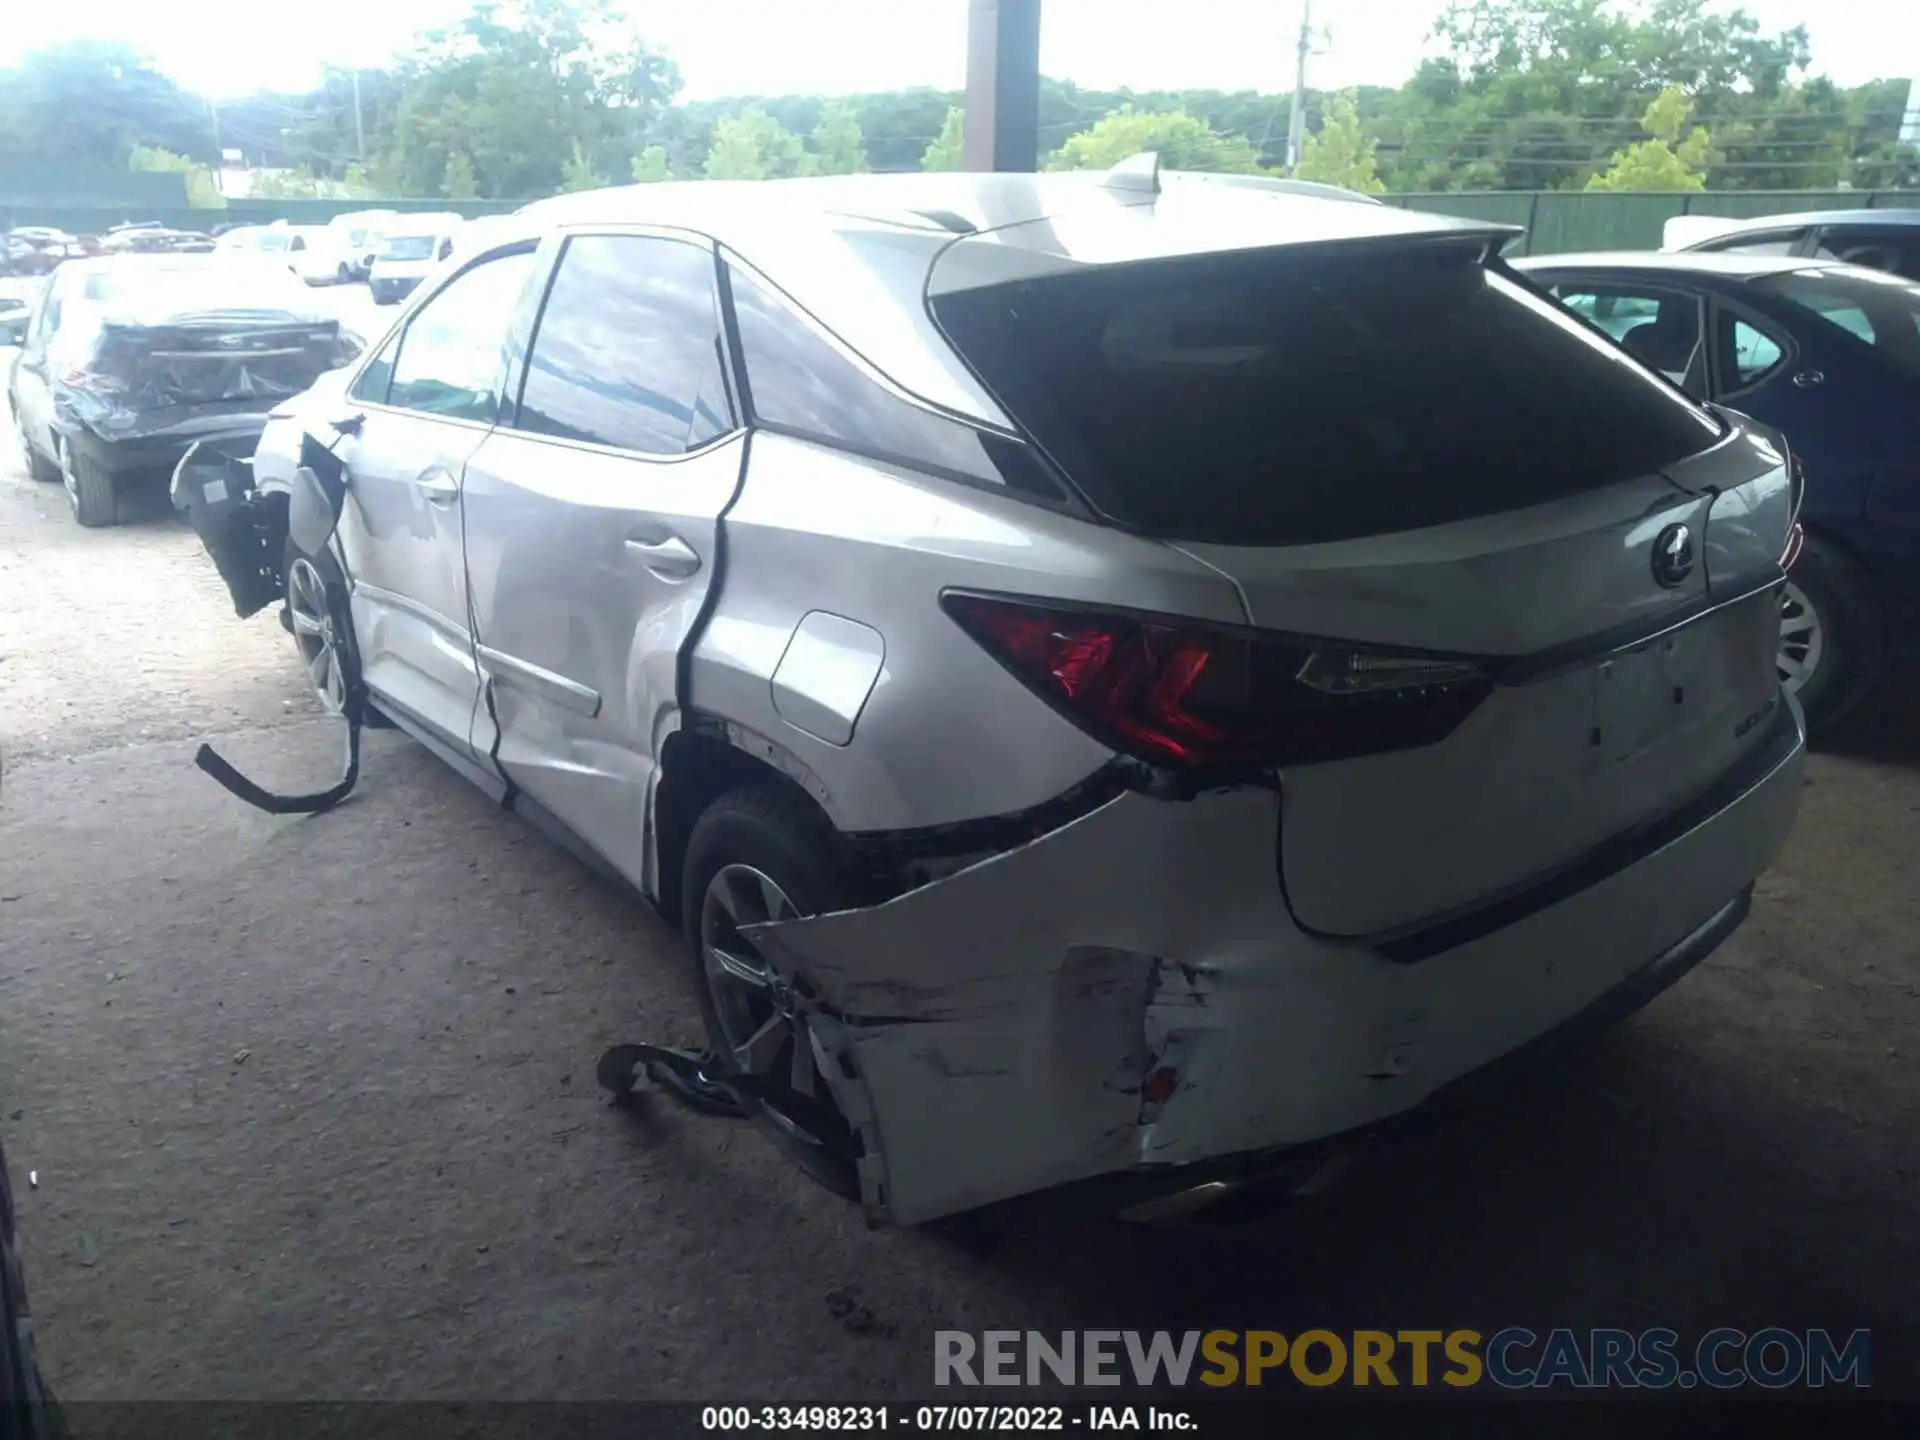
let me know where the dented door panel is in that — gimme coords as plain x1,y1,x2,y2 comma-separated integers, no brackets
746,703,1803,1226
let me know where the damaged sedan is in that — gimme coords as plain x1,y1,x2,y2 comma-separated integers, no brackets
6,254,360,526
178,163,1806,1226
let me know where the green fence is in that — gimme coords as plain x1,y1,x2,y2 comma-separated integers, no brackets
4,187,1913,251
1387,189,1915,255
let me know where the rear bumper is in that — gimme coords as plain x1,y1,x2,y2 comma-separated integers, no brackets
64,413,274,478
748,698,1805,1226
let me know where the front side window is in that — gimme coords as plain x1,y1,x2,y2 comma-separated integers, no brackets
386,248,537,421
515,234,731,455
351,327,401,404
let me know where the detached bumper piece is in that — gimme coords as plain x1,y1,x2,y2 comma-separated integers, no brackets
176,432,367,816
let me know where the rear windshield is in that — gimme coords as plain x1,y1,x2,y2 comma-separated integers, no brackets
932,242,1726,545
1755,267,1920,380
381,236,437,261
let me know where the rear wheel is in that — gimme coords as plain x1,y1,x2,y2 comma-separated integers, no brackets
1779,530,1883,731
682,785,861,1200
57,438,116,528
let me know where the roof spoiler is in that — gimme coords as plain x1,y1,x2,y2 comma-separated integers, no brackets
1101,154,1395,207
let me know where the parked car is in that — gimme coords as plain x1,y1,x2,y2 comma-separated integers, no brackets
252,225,346,285
2,229,81,276
0,1135,62,1438
181,167,1804,1228
327,209,402,281
214,224,270,254
7,254,361,526
1666,208,1920,281
0,278,40,346
1514,251,1920,729
367,216,462,303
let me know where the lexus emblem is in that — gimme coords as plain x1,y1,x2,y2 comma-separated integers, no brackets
1652,523,1694,588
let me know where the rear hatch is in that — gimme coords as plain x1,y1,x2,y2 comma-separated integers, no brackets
931,234,1792,937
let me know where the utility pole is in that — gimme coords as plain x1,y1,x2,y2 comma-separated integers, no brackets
351,69,366,162
1284,0,1313,176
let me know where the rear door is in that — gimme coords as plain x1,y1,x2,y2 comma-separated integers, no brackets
330,244,539,751
462,229,743,888
932,240,1789,938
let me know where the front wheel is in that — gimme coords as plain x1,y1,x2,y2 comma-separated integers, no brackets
1779,531,1883,731
17,422,58,483
682,785,861,1201
284,543,360,715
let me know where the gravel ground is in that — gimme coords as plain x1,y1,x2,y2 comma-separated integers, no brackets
1,315,1916,1402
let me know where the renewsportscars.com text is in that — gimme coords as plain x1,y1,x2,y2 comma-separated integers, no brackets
934,1328,1871,1390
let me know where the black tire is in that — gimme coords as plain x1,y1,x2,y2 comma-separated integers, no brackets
335,263,351,284
60,442,116,528
0,1138,65,1440
681,784,861,1200
1782,530,1883,732
15,419,58,484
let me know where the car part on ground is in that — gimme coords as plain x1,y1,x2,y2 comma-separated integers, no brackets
178,164,1807,1226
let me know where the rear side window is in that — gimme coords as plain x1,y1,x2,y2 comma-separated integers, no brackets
515,234,731,455
727,262,1066,499
931,243,1726,545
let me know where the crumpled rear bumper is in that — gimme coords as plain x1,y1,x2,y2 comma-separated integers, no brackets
746,701,1805,1226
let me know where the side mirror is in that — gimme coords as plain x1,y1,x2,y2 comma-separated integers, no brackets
0,319,26,347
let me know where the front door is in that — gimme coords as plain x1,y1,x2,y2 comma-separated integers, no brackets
330,246,540,752
462,230,743,888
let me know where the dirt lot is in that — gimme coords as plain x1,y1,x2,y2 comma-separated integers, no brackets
1,332,1917,1401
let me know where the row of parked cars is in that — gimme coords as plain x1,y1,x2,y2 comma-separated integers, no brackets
214,210,465,301
2,170,1915,1227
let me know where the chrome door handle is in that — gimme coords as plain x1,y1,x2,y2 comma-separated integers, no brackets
624,532,702,579
415,468,460,505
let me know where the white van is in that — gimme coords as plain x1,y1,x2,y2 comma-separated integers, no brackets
326,210,401,281
367,215,463,304
253,225,342,285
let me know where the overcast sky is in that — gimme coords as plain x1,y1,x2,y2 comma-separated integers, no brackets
0,0,1913,102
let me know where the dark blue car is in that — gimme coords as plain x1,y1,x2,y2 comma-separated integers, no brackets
1515,252,1920,729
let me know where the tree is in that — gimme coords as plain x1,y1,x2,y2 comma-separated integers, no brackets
704,106,806,180
1047,106,1264,173
558,139,607,193
128,144,226,208
631,144,671,183
921,106,966,171
1295,92,1386,193
807,101,867,176
0,42,213,169
1586,85,1712,190
441,151,479,198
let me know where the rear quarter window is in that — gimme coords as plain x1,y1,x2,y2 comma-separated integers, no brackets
931,242,1726,545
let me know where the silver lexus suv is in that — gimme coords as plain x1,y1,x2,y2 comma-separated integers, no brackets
182,164,1806,1226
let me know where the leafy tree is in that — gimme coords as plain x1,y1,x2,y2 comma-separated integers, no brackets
921,107,967,171
807,102,867,176
1586,85,1712,190
441,151,480,198
1047,107,1263,173
631,144,671,183
558,139,607,193
1295,92,1387,193
704,106,806,180
251,167,325,200
0,42,212,168
127,144,226,207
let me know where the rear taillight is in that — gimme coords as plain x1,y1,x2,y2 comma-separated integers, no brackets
1782,444,1805,567
943,593,1491,770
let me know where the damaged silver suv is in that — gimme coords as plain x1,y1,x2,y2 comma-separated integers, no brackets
177,163,1807,1226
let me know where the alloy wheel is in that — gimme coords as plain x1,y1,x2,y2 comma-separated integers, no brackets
1777,580,1825,696
698,863,827,1143
287,556,348,713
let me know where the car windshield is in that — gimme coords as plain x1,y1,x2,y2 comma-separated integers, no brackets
381,235,437,261
257,232,292,252
932,241,1726,545
1754,267,1920,380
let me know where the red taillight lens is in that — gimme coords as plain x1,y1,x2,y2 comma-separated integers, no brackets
943,593,1491,770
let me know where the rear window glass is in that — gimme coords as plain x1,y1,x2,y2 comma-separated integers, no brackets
1755,268,1920,379
931,243,1727,545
